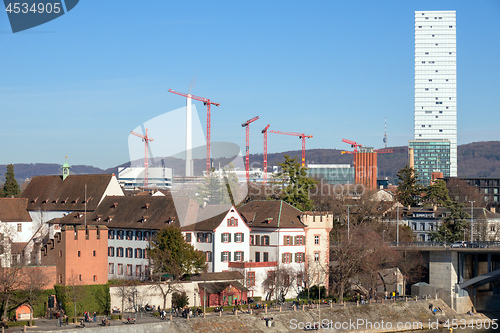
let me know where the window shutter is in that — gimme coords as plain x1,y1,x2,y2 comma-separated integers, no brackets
221,252,224,261
295,236,298,245
234,252,237,261
221,233,224,242
241,233,244,242
283,236,286,245
228,252,231,262
241,252,244,261
282,253,285,263
234,233,237,242
303,236,306,245
294,253,298,262
228,233,232,242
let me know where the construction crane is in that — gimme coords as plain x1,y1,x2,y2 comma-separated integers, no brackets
262,124,270,186
341,138,393,159
341,138,362,154
269,130,313,167
168,89,220,173
130,128,154,188
241,116,260,183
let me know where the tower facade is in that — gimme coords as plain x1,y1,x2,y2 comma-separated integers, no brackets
414,11,457,181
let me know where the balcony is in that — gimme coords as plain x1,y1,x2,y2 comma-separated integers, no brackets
228,261,277,268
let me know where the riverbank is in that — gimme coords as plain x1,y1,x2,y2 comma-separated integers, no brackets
34,299,493,333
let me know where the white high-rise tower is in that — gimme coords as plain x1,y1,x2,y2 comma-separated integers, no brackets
414,11,457,179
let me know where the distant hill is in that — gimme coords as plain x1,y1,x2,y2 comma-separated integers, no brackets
2,141,499,184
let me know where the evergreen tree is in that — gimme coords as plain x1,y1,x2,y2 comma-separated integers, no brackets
429,200,469,243
195,168,230,205
395,165,421,207
422,179,451,207
3,164,20,197
276,155,317,211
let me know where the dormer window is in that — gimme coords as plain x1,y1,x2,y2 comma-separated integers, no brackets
143,203,150,210
61,197,69,204
106,215,114,223
140,216,149,223
111,202,118,209
71,197,80,204
76,213,84,219
95,215,102,222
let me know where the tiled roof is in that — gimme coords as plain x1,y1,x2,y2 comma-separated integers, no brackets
197,281,248,294
21,174,120,211
237,200,305,229
0,198,32,222
86,195,179,230
180,210,230,232
191,271,244,281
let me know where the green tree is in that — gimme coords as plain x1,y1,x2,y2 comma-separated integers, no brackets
172,291,189,308
276,155,317,211
196,169,230,205
148,226,206,279
422,179,451,207
429,200,470,243
395,165,421,207
3,164,20,197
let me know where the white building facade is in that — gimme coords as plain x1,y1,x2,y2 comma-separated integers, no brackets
181,207,251,273
414,10,457,177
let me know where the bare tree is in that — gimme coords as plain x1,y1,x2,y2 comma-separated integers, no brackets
0,264,23,320
357,231,400,298
329,225,368,303
113,280,137,316
396,247,426,295
262,264,297,302
150,278,179,311
21,267,50,326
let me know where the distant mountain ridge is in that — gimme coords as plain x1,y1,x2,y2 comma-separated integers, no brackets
1,141,499,183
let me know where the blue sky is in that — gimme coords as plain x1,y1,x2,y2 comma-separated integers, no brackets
0,0,499,169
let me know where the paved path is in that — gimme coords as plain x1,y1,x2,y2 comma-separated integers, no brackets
2,298,429,332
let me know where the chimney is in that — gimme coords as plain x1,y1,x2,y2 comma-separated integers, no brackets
185,94,193,177
408,148,414,169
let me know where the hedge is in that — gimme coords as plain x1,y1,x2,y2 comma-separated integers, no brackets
54,284,110,317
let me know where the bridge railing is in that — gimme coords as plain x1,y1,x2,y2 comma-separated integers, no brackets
387,241,500,248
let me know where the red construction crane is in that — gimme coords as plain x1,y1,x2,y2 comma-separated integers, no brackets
130,128,154,188
269,130,313,167
262,124,270,186
342,138,362,153
168,89,220,173
242,116,260,183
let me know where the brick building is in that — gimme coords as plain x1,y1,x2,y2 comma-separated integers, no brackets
41,225,108,285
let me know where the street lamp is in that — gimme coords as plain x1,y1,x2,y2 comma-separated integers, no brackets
469,201,475,242
396,206,400,246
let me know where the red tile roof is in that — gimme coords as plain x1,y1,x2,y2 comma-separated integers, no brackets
56,195,180,230
237,200,305,229
21,174,120,212
0,198,32,222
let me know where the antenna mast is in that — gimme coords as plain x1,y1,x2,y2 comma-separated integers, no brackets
383,117,388,149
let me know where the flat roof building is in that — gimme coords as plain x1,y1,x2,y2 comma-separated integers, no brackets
414,10,457,179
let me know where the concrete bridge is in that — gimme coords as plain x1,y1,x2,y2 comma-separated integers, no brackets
390,242,500,312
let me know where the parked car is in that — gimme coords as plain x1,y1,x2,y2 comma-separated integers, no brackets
450,241,467,248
